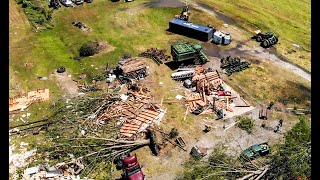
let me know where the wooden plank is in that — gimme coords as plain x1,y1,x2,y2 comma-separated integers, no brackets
141,109,159,116
121,126,139,131
122,124,140,128
131,120,142,125
195,100,207,107
137,114,154,121
138,111,158,119
121,133,133,137
135,116,152,123
120,129,137,134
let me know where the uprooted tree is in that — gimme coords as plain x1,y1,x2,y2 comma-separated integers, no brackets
33,94,150,178
266,115,311,179
176,145,270,180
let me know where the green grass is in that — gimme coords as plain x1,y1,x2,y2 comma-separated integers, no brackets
198,0,311,71
9,0,311,178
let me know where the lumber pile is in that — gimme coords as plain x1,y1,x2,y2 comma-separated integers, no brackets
96,85,165,139
9,89,49,112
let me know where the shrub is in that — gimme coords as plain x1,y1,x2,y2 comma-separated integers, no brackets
236,116,255,133
168,128,179,139
79,43,97,57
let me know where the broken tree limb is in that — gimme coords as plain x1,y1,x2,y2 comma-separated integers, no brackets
237,170,262,180
254,165,269,180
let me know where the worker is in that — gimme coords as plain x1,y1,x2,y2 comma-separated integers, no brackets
279,119,283,127
274,125,280,133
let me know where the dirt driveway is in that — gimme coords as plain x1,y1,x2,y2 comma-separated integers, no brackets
51,72,79,96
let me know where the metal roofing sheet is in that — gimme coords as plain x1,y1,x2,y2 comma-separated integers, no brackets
170,18,214,33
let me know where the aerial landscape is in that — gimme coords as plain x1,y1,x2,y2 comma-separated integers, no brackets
9,0,311,179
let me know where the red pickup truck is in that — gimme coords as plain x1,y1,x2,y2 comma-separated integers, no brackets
121,154,145,180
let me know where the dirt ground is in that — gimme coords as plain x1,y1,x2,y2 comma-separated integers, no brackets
50,72,79,96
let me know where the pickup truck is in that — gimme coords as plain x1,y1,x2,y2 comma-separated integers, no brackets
239,142,270,162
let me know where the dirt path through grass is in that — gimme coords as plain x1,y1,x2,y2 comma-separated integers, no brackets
190,2,311,82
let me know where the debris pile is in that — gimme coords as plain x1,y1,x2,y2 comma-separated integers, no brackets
171,65,211,80
114,57,148,83
220,56,250,76
9,89,49,112
140,48,171,65
72,21,91,32
171,66,252,119
22,160,94,180
93,84,165,139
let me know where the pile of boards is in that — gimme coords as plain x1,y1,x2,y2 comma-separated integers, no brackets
97,85,165,139
9,89,50,112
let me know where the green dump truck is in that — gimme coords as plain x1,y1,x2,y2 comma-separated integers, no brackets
171,43,208,65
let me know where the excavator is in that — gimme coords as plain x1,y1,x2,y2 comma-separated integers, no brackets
175,5,190,21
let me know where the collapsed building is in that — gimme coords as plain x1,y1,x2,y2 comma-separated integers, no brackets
172,66,251,119
113,57,148,83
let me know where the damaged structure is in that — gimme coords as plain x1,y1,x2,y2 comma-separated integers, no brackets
114,57,148,83
9,89,50,112
96,84,166,139
172,66,252,119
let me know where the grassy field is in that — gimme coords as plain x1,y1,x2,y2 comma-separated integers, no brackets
198,0,311,72
9,0,311,178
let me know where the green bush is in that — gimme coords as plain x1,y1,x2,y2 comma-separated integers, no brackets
168,128,179,139
236,116,255,133
79,43,98,57
16,0,53,27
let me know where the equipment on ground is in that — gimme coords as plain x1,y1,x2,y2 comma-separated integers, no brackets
190,146,207,159
57,67,66,73
171,43,208,65
220,56,250,76
212,31,232,45
115,58,147,81
239,142,270,162
252,31,278,48
259,108,268,120
49,0,61,9
72,0,84,5
121,154,145,180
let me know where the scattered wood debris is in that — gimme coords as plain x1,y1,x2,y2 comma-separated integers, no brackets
9,89,49,112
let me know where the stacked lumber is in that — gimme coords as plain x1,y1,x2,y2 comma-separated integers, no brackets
192,70,220,81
